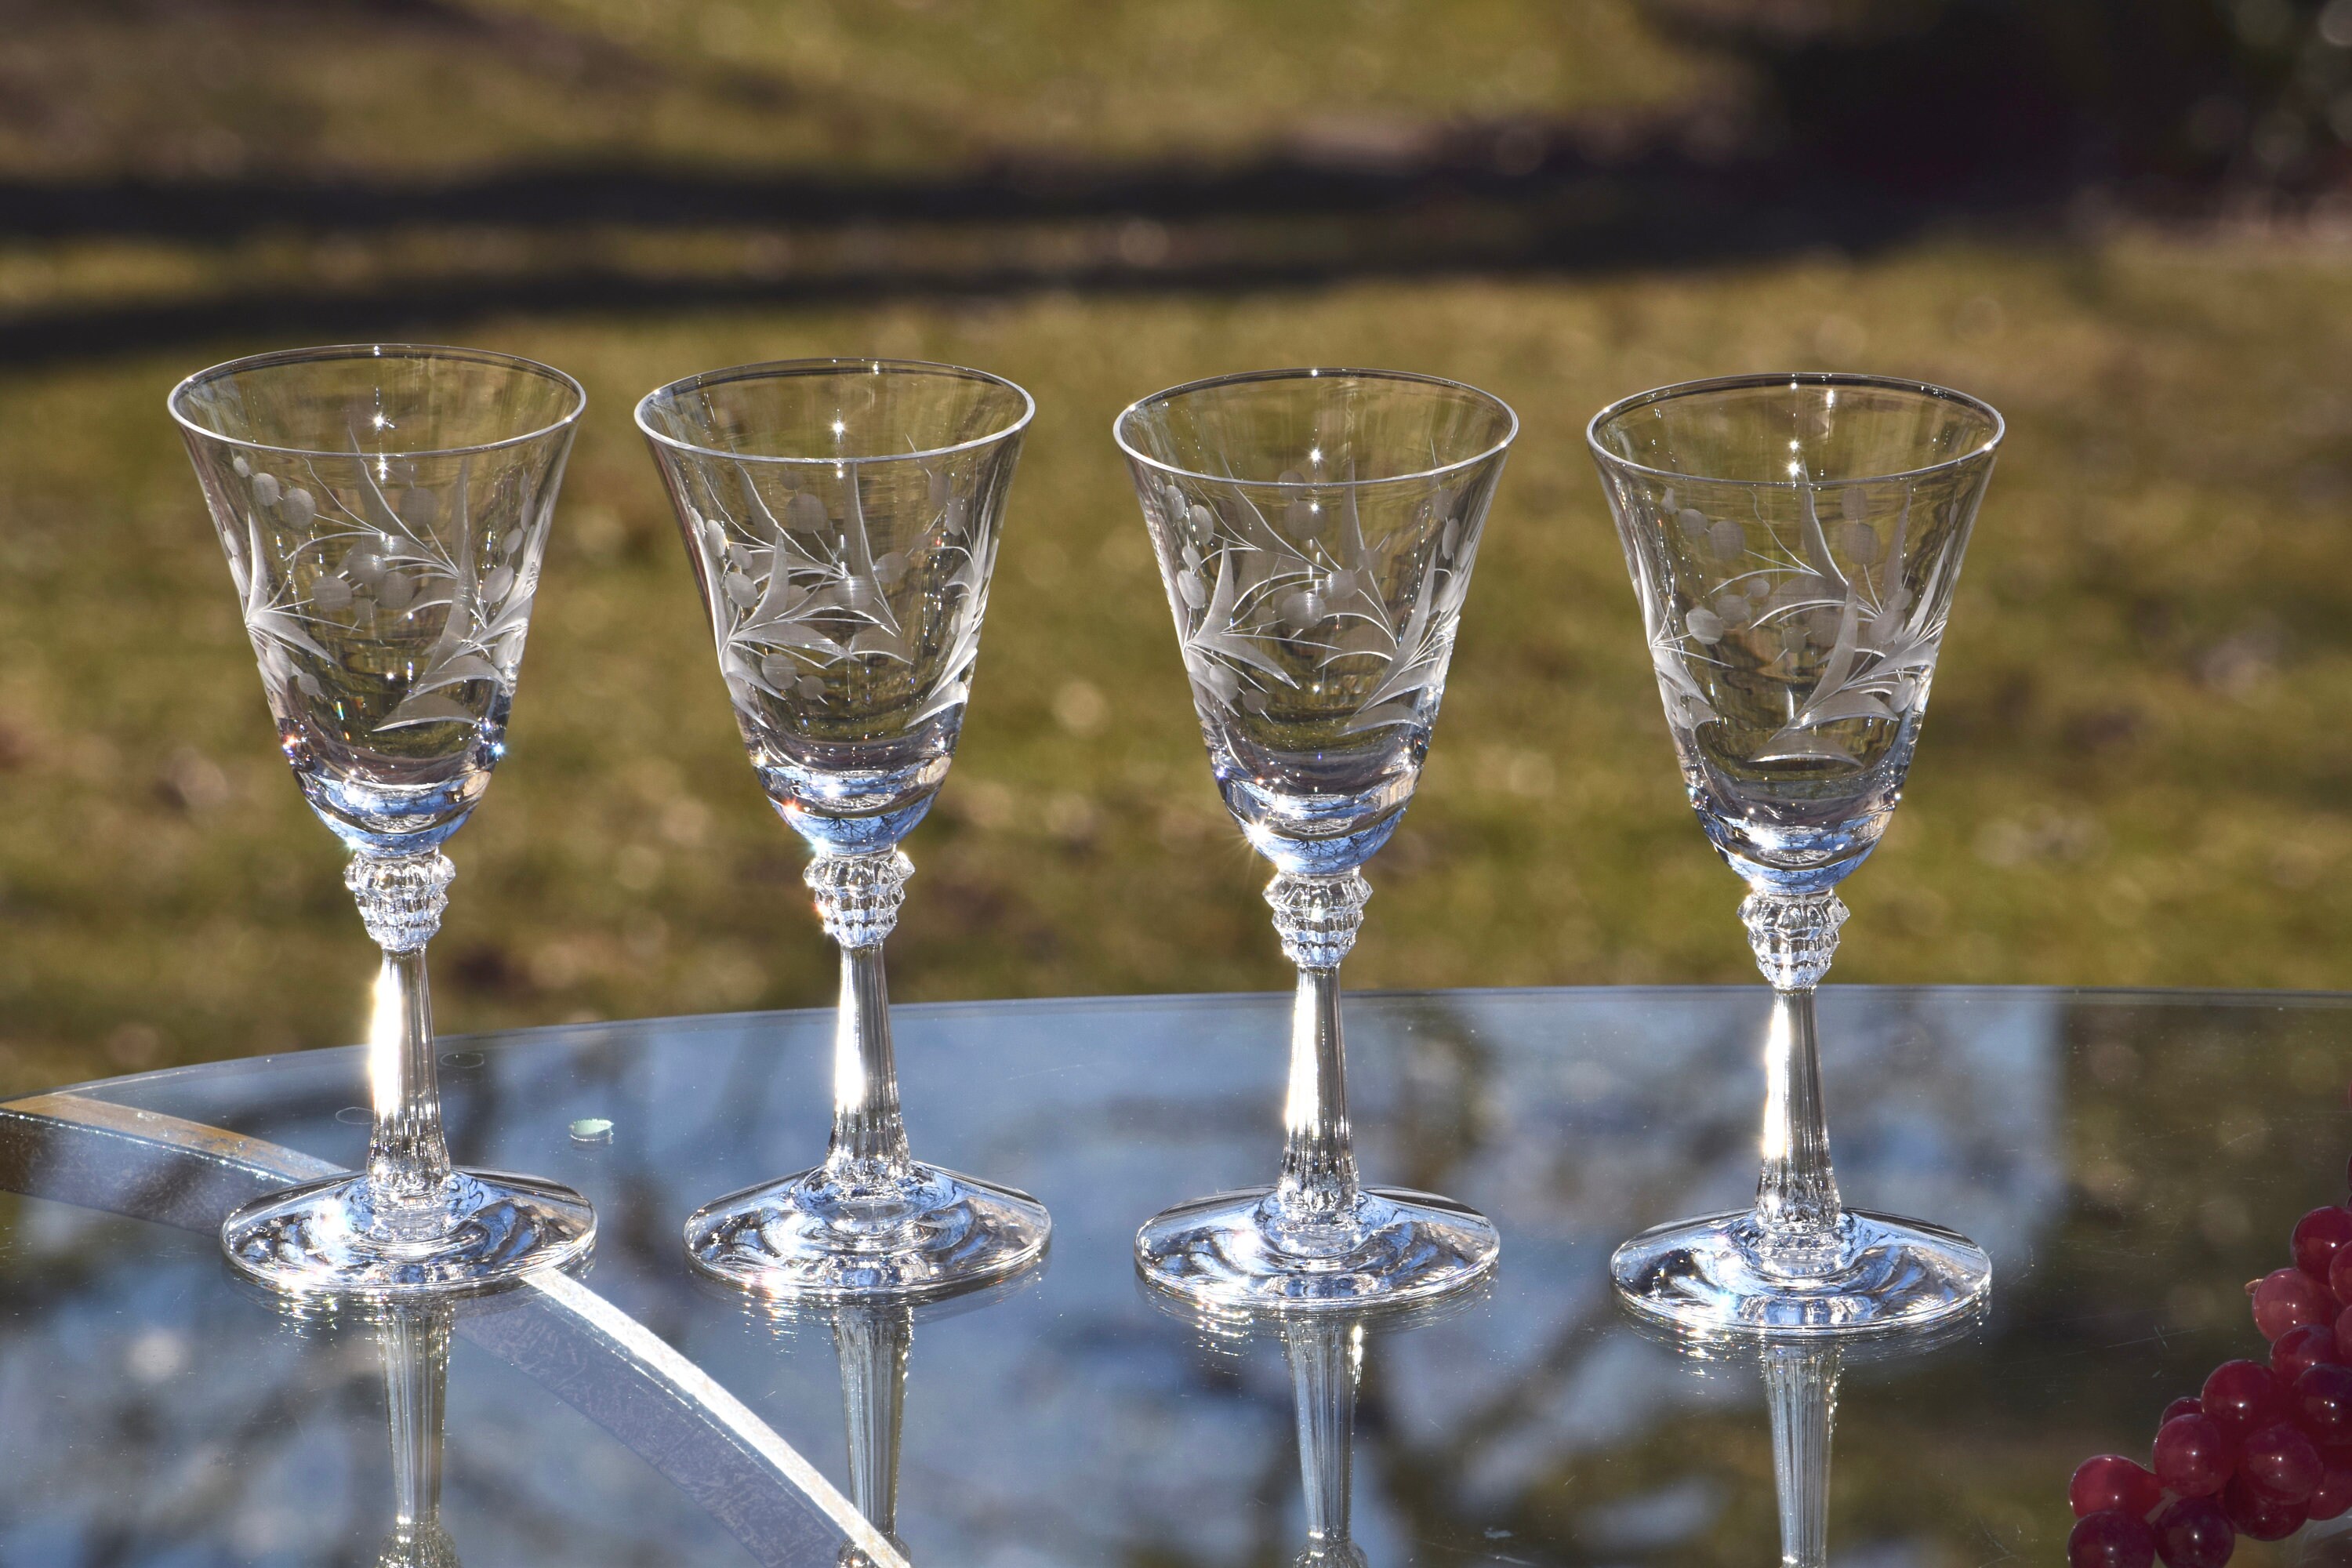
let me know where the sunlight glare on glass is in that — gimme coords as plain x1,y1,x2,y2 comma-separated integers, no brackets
1758,996,1797,1162
833,993,869,1114
368,961,403,1116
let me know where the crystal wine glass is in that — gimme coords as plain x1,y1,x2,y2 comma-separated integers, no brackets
639,358,1048,1299
170,343,596,1294
1588,371,2003,1334
1116,367,1517,1309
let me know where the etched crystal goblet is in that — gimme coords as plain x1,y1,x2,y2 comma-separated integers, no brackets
170,343,596,1294
1116,368,1516,1309
1588,372,2003,1334
640,358,1047,1299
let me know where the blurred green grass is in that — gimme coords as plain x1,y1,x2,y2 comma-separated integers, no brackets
3,1,2351,1091
0,0,1710,180
7,232,2352,1091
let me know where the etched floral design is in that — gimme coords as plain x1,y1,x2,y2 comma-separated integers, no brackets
684,461,990,728
1622,472,1968,765
221,444,543,738
1150,472,1475,735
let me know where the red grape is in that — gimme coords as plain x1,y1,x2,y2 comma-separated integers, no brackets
2328,1243,2352,1305
2223,1472,2307,1540
2071,1510,2158,1568
2164,1396,2206,1425
2073,1454,2164,1519
2275,1323,2339,1385
2238,1423,2321,1502
2204,1359,2285,1436
2155,1414,2236,1497
2296,1363,2352,1446
2154,1497,2236,1568
2310,1454,2352,1522
2253,1269,2333,1341
2297,1206,2352,1282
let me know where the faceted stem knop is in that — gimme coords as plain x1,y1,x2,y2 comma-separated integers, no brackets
1267,872,1372,971
348,852,456,953
808,851,913,950
1739,891,1847,993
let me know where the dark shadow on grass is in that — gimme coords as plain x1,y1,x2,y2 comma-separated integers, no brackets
0,144,2071,366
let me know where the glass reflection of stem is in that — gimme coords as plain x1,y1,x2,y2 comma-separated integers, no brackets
1284,1316,1369,1568
1762,1343,1839,1568
351,853,459,1223
1740,891,1849,1274
811,851,916,1190
377,1302,459,1568
1268,873,1373,1235
831,1304,916,1566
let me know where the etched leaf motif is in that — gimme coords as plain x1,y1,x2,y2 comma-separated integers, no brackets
1751,482,1949,761
1626,520,1722,731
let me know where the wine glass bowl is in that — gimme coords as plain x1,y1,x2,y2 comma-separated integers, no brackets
640,358,1047,1300
1120,371,1515,877
1588,372,2002,1334
1117,368,1515,1310
640,359,1025,858
170,343,595,1295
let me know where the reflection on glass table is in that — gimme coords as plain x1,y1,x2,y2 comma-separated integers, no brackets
735,1265,1043,1566
5,988,2352,1565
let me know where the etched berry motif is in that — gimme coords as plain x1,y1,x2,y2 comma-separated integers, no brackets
681,465,992,728
1149,471,1477,738
217,448,547,736
1607,474,1967,765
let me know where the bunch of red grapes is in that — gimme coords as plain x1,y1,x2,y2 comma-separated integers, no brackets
2068,1203,2352,1566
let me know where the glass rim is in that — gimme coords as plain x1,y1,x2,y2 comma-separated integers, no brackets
1112,366,1520,489
166,343,588,460
1585,371,2005,490
633,356,1036,466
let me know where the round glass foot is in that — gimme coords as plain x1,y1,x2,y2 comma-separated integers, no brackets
1610,1207,1991,1335
222,1169,597,1297
1135,1185,1499,1312
684,1163,1051,1300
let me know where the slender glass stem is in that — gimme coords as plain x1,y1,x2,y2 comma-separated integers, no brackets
834,1305,913,1551
808,851,916,1191
1738,890,1851,1269
1264,872,1374,1233
347,851,458,1218
1284,1319,1362,1565
380,1305,451,1555
368,946,453,1207
1276,965,1359,1225
1755,987,1841,1236
828,944,913,1183
1764,1344,1839,1568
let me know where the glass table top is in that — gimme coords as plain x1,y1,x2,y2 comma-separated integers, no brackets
2,985,2348,1567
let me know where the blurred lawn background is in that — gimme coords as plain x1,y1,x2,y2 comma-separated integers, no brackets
5,0,2352,1091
